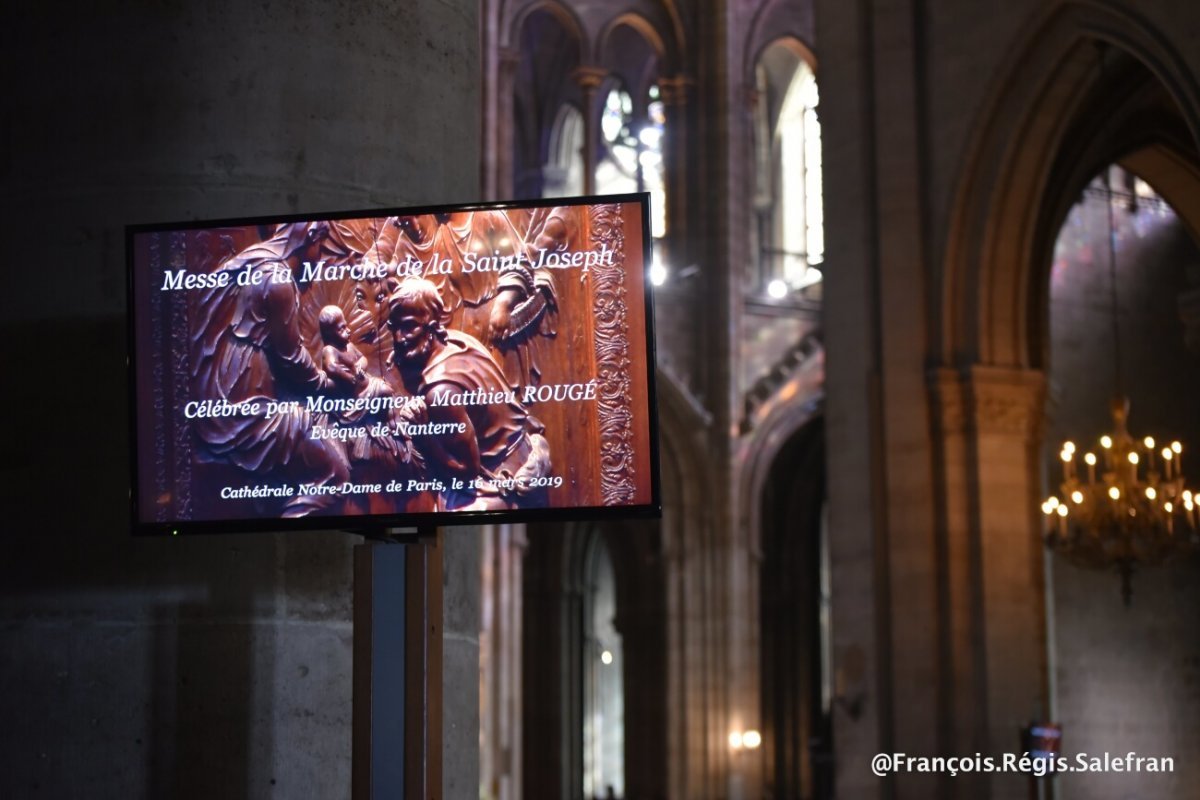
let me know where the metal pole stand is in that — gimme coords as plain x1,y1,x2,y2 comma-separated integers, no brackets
353,526,442,799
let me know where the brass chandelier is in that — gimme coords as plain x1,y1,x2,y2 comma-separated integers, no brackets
1042,170,1198,604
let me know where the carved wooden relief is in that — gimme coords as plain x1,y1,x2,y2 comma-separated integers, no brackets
590,204,639,505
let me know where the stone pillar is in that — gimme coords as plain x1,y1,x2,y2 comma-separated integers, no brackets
647,75,699,391
572,67,608,196
929,367,987,800
443,528,482,800
658,75,692,252
965,366,1048,800
480,524,526,800
492,48,522,200
932,366,1049,800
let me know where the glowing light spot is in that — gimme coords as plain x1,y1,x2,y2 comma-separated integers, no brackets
649,261,668,286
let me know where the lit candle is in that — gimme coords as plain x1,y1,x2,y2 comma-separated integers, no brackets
1085,452,1097,484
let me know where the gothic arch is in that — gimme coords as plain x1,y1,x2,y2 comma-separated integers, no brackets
941,0,1200,369
756,416,829,800
504,0,587,57
1122,144,1200,243
737,377,823,559
520,370,703,800
747,34,816,79
599,6,684,75
652,0,687,68
596,14,669,125
745,23,816,80
507,2,585,198
600,13,666,63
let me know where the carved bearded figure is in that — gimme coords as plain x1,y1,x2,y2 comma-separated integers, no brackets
386,278,552,511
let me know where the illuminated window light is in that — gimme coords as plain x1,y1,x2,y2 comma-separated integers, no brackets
649,260,668,286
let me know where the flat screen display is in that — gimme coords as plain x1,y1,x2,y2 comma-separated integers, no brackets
128,196,660,534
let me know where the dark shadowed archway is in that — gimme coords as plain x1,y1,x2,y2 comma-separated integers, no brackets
759,416,831,800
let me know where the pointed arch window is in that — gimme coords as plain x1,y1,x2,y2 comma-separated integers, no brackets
597,85,639,196
753,43,823,298
596,83,668,240
642,85,667,239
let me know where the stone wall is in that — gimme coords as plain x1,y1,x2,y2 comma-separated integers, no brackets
0,3,478,798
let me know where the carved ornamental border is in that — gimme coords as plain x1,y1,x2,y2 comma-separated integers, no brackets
148,231,195,520
589,204,638,505
169,231,193,518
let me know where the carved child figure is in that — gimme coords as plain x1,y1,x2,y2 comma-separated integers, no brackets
317,305,368,395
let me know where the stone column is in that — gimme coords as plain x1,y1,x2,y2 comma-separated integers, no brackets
443,528,482,800
480,524,526,800
965,366,1048,800
932,366,1049,800
658,75,692,251
926,367,1051,796
492,47,522,200
572,67,608,196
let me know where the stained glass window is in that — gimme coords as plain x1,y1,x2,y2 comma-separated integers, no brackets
597,84,668,239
